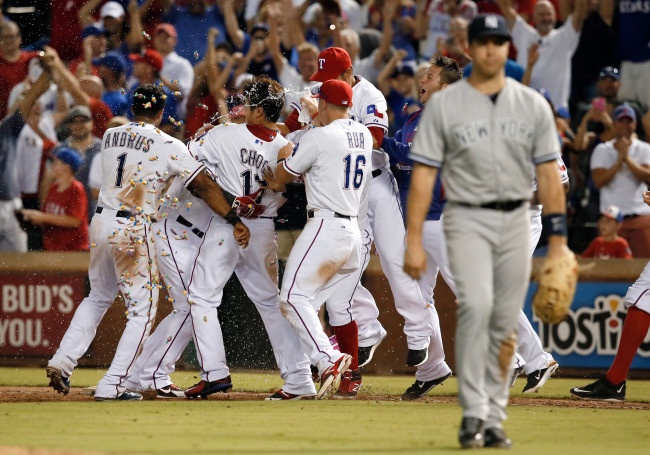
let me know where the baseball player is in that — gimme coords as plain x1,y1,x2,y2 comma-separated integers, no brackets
570,190,650,402
45,84,249,400
404,15,569,449
123,77,317,400
291,47,436,381
263,79,371,399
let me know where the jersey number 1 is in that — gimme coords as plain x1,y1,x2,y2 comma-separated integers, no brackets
115,153,127,188
343,154,366,190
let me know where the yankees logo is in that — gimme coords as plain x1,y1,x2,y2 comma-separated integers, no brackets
485,15,499,29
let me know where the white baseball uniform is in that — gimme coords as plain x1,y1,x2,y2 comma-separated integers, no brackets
48,121,205,399
280,118,371,374
124,123,315,395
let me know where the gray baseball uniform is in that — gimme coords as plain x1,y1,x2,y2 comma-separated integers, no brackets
410,78,560,427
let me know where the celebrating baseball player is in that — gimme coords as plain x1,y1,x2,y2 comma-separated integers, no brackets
46,84,249,401
404,15,571,449
124,77,317,400
263,79,372,399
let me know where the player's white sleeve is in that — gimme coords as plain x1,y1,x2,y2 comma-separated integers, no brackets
409,92,445,168
165,141,205,187
88,153,102,190
532,94,561,164
557,157,569,184
358,88,388,132
283,131,319,176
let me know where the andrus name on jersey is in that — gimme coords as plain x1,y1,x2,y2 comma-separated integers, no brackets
103,130,155,151
346,132,365,149
240,148,269,171
452,118,534,147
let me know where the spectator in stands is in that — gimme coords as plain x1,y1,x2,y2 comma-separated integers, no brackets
49,0,86,63
21,147,89,252
152,23,194,120
128,48,180,136
160,0,228,61
369,0,417,63
617,0,650,112
235,23,279,81
7,58,64,116
78,75,114,139
0,21,38,118
582,205,632,259
434,16,471,68
93,51,130,116
496,0,587,111
0,71,50,252
591,105,650,257
69,25,108,78
377,50,420,134
416,0,477,61
79,0,138,57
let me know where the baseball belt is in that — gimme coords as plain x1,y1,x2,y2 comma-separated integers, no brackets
307,209,351,220
175,215,205,238
456,200,525,212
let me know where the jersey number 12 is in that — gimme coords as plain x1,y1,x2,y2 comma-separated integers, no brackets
343,154,366,190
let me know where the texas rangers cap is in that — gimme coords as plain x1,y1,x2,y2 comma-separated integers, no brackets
598,66,620,81
312,79,353,108
310,47,352,82
154,23,177,39
602,205,623,223
81,24,106,40
129,49,164,73
51,147,83,172
612,104,636,122
92,51,128,74
468,14,511,43
100,1,125,19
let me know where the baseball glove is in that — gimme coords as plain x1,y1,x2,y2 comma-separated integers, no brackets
232,189,266,218
532,252,578,324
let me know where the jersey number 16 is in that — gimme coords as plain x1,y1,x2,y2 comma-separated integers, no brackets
343,154,366,190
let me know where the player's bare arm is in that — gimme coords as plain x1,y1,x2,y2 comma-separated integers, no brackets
187,171,250,248
536,160,569,259
262,162,295,192
404,163,438,279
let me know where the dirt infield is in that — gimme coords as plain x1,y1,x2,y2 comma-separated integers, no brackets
2,386,649,410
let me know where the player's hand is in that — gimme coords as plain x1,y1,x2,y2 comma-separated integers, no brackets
299,96,319,118
403,239,427,280
643,190,650,207
262,165,285,192
233,189,266,218
233,222,250,248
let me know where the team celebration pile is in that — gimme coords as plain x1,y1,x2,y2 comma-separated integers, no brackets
2,0,650,450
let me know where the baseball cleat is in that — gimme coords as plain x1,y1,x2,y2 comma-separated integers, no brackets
46,366,70,395
406,347,428,367
522,361,559,393
265,389,316,400
401,371,452,400
156,384,186,399
358,330,387,368
185,376,232,399
333,368,362,399
570,376,626,402
317,354,352,399
458,417,484,449
95,391,143,401
508,364,525,388
483,427,512,449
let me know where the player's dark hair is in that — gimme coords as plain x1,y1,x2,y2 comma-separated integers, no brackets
240,76,284,123
430,56,463,85
131,84,166,117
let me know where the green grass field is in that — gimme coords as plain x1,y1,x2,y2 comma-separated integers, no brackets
1,368,649,454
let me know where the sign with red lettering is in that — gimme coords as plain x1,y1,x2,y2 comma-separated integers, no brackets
0,274,86,356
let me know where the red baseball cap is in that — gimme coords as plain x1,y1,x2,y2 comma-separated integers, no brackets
154,23,177,39
129,49,164,73
312,80,353,108
310,47,352,82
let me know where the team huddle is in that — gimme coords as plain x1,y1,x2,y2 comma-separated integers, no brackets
45,14,577,450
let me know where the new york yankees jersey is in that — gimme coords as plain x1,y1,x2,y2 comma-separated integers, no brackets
410,78,561,204
98,122,204,217
187,123,288,220
283,119,372,217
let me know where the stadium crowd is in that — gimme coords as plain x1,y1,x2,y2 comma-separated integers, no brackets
0,0,649,256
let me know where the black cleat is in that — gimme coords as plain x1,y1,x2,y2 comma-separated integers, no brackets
522,361,559,393
459,417,484,449
358,332,386,368
46,366,70,395
406,347,428,367
157,383,186,399
508,364,525,388
484,427,512,449
570,375,625,402
185,376,232,399
401,372,452,400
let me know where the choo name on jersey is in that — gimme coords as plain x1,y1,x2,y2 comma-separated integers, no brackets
451,118,534,148
103,130,155,151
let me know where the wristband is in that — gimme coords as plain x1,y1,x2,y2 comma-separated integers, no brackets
542,213,567,237
224,209,242,226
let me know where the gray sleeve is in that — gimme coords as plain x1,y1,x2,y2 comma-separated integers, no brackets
532,94,561,164
409,96,444,168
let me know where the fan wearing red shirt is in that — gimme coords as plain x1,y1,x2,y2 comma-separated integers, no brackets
582,205,632,259
0,21,38,118
21,147,89,252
